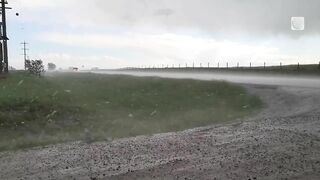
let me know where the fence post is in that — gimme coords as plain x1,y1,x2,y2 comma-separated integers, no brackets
280,62,282,70
297,62,300,71
264,62,266,69
237,62,239,68
226,62,229,69
250,62,252,68
208,62,210,68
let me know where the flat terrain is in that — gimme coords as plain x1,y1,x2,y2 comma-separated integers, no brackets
122,63,320,76
0,71,319,179
1,82,319,180
96,70,320,88
0,72,261,151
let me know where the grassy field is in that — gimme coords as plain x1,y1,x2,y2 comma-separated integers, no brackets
128,64,320,75
0,72,262,151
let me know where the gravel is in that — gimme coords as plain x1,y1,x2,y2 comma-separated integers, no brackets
0,84,320,180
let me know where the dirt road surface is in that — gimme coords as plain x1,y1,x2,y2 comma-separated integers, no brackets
0,72,320,180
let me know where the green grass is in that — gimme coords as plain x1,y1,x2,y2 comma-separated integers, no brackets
133,64,320,76
235,64,320,75
0,72,262,151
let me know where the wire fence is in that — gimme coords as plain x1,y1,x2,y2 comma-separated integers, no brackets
123,61,320,71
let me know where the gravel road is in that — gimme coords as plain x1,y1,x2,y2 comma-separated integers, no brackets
0,73,320,180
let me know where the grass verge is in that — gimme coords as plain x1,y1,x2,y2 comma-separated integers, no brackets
126,64,320,76
0,72,262,151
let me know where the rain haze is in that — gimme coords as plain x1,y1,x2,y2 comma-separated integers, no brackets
8,0,320,69
1,1,320,180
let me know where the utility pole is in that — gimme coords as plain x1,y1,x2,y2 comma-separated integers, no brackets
0,41,2,73
21,41,28,70
1,0,10,73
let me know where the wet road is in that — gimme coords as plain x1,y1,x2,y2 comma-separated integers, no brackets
1,70,320,179
1,83,319,180
93,70,320,88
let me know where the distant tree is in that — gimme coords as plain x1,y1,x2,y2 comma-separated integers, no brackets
27,60,45,77
48,63,57,71
8,66,16,71
25,60,32,70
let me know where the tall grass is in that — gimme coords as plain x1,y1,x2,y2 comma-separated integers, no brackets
0,72,262,151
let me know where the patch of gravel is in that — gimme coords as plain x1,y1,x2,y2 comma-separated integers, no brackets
0,85,320,180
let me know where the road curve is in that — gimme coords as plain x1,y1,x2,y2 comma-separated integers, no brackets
0,71,320,180
93,70,320,89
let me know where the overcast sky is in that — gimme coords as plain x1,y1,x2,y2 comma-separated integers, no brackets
7,0,320,69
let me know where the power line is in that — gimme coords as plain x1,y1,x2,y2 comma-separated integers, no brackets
21,41,28,70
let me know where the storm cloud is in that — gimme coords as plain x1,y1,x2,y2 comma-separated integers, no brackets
9,0,320,69
87,0,320,37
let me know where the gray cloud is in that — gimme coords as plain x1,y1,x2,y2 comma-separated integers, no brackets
88,0,320,37
154,9,175,17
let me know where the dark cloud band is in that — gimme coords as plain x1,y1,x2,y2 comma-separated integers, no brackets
92,0,320,37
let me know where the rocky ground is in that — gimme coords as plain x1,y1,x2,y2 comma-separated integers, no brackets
0,84,320,180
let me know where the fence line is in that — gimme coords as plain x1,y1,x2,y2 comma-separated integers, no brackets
126,61,320,71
